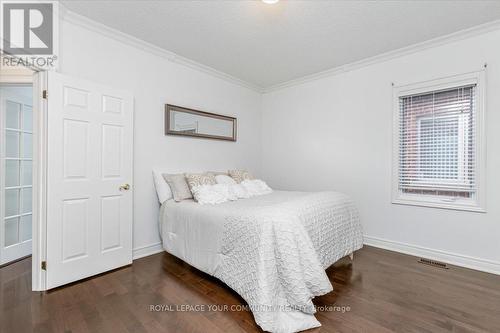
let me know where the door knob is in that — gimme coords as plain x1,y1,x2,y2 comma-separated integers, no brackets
119,183,131,191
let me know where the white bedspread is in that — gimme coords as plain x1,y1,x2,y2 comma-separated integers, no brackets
159,191,363,333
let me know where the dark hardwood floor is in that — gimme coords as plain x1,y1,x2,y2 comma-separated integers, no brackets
1,245,499,333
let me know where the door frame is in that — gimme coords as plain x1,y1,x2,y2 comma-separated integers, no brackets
32,72,48,291
0,57,47,290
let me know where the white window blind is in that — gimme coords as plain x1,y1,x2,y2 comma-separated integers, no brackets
398,84,476,198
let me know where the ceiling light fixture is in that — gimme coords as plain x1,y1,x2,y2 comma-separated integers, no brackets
262,0,279,4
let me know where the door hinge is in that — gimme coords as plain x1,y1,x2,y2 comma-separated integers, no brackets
41,261,47,270
42,90,48,99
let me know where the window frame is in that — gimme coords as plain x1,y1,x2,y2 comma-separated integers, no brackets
392,71,486,212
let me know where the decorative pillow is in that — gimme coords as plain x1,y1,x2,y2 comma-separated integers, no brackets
191,185,228,205
224,185,240,201
162,174,193,202
185,173,216,192
230,183,251,199
215,174,237,185
241,179,272,196
228,170,254,184
191,184,239,204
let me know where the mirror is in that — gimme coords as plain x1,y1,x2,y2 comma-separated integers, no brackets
165,104,237,141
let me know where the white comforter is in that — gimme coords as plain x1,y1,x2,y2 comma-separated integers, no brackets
159,191,363,333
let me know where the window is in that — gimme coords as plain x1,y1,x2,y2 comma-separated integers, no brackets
392,72,485,212
1,86,33,265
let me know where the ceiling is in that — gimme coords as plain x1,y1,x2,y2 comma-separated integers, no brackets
61,1,500,89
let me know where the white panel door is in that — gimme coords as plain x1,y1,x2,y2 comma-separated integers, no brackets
0,87,33,265
46,72,133,289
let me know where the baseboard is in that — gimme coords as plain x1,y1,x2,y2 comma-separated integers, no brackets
133,242,164,260
364,235,500,275
132,238,500,275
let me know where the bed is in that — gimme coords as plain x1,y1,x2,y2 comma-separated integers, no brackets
157,187,363,333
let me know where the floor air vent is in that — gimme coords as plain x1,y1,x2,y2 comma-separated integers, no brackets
418,258,449,269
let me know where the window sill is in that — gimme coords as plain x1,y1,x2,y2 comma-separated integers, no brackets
392,195,486,213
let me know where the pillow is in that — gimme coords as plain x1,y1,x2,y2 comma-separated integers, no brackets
224,185,240,201
185,173,216,192
241,179,272,196
215,174,237,185
152,170,172,203
230,183,250,199
191,184,238,204
228,170,254,184
162,174,193,202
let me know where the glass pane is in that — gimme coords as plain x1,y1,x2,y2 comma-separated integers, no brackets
5,217,19,246
5,160,20,187
23,105,33,132
6,101,21,129
22,160,32,186
419,117,459,180
6,130,20,158
20,215,32,241
5,189,19,217
21,187,32,214
23,133,33,158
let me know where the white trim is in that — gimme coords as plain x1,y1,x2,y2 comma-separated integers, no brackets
0,67,43,289
0,72,33,84
59,7,263,93
132,242,164,260
264,19,500,93
31,71,47,291
392,70,483,94
364,235,500,275
0,72,40,280
391,198,486,213
391,70,486,213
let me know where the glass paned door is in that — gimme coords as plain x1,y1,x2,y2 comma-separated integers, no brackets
1,86,33,265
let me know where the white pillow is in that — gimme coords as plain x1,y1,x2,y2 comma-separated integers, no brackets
152,170,173,203
221,184,239,201
192,184,237,204
229,183,251,199
241,179,273,196
215,174,237,185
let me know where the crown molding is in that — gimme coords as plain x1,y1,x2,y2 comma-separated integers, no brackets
264,19,500,93
59,7,264,93
58,5,500,95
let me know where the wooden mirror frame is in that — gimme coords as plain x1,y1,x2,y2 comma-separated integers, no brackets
165,104,237,141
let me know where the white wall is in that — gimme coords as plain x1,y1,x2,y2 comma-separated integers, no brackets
262,29,500,273
57,12,500,273
58,18,262,257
